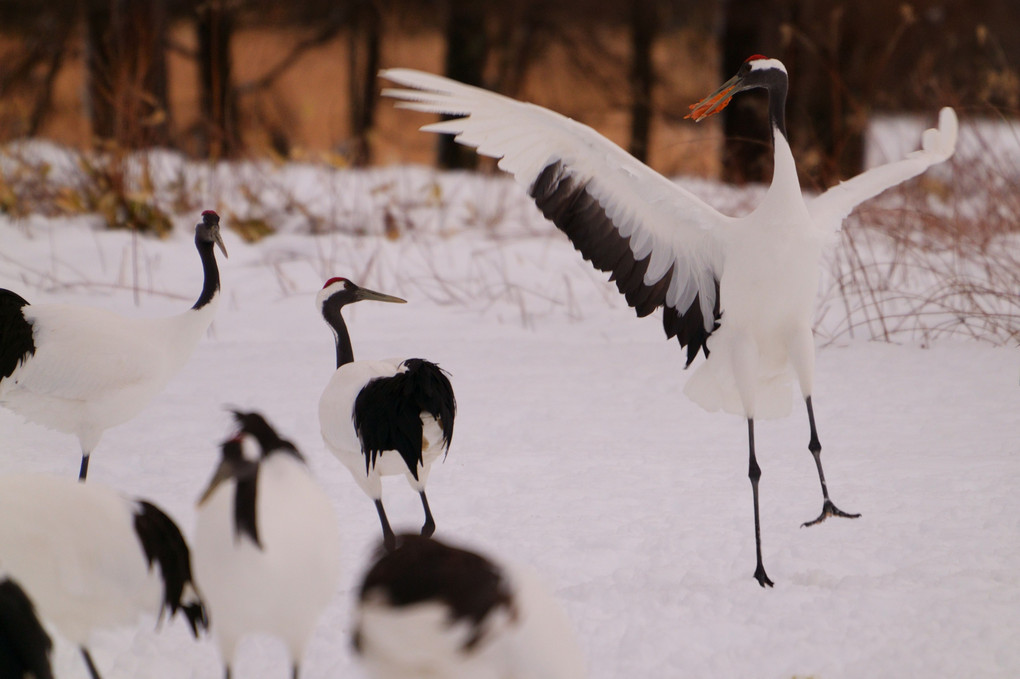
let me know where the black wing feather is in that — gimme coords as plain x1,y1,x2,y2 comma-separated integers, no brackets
0,289,35,381
133,501,208,636
353,359,456,479
0,578,53,679
662,279,722,367
529,161,720,363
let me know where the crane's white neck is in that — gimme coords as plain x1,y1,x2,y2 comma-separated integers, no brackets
162,293,220,371
765,130,805,207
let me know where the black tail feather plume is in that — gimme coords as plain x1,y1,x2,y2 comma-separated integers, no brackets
354,359,456,479
0,578,54,679
133,501,208,636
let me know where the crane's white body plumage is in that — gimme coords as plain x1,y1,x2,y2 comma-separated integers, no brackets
2,300,218,451
193,440,342,671
319,359,446,496
0,474,198,644
381,69,957,420
1,213,226,479
683,133,822,419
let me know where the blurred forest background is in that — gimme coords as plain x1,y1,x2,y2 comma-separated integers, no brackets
0,0,1017,190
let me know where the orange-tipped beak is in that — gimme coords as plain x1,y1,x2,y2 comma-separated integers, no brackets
685,75,741,122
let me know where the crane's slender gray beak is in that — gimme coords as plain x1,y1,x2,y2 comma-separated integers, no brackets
198,461,233,506
685,73,743,122
212,226,229,258
354,287,407,304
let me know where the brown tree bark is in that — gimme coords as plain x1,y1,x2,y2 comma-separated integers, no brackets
439,0,488,169
628,0,657,163
197,0,240,159
720,0,781,184
83,0,171,148
348,0,382,166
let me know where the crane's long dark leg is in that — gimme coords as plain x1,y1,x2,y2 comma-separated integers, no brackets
81,647,101,679
292,662,299,679
747,419,773,588
374,499,396,552
78,451,91,482
802,396,861,527
419,491,436,537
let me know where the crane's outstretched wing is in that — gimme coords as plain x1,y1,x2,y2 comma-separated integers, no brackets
809,107,957,232
381,69,732,365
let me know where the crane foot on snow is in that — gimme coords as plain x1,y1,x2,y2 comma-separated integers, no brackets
802,499,861,528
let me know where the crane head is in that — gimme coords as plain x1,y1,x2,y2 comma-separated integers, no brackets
196,210,229,258
316,277,407,313
685,55,788,122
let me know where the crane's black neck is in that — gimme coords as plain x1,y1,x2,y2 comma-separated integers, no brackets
765,73,788,144
323,303,354,368
192,236,221,310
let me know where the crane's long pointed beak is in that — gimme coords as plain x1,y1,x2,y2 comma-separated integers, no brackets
198,463,232,505
355,287,407,304
685,74,742,122
214,229,228,258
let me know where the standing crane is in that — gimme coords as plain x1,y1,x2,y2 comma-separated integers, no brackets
316,277,456,552
0,210,227,480
381,56,957,586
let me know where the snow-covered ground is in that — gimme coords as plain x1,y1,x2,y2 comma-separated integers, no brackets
1,150,1019,679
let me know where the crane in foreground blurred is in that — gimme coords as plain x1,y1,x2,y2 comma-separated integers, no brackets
194,410,341,679
381,56,957,586
353,534,586,679
0,474,207,679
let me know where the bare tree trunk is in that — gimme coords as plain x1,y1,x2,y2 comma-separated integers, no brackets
720,0,867,187
439,0,488,169
783,2,865,188
83,0,171,148
628,0,656,163
490,6,541,98
348,0,381,166
197,0,240,159
720,0,781,184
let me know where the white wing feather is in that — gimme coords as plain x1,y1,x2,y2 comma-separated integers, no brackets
381,68,731,321
808,106,957,232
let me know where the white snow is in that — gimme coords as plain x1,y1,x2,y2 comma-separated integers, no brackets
1,150,1018,679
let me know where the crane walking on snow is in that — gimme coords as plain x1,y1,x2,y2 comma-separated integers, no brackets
316,277,456,552
381,56,957,586
0,210,227,480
